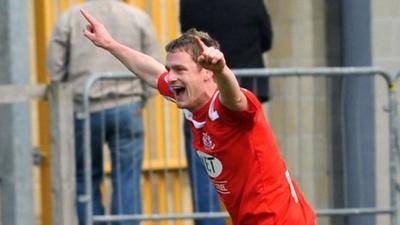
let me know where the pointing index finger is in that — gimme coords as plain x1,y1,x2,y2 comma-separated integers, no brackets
194,36,207,52
80,9,96,25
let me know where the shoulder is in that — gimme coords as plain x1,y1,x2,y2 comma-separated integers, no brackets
157,72,175,101
212,89,261,124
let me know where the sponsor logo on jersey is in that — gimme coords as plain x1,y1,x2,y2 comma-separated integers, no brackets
196,151,222,178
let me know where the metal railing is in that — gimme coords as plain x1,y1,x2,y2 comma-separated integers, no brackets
78,67,400,225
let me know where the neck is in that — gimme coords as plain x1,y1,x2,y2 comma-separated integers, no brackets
190,84,218,112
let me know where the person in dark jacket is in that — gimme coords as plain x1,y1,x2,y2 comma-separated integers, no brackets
180,0,273,102
179,1,273,225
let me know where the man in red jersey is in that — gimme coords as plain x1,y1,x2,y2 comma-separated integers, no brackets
80,9,316,225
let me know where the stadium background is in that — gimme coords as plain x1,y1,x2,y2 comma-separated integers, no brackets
1,0,400,225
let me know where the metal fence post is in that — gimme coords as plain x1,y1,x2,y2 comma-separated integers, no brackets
388,85,399,225
390,70,400,225
0,0,34,224
48,82,78,225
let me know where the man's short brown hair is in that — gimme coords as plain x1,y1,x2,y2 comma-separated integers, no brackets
165,28,220,62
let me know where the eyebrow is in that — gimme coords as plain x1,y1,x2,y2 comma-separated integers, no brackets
167,64,187,71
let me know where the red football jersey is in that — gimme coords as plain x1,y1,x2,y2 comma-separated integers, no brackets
158,72,316,225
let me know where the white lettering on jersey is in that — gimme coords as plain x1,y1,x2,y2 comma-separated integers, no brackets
197,151,223,178
213,180,231,194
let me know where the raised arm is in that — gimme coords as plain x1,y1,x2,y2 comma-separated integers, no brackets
195,37,248,111
80,9,166,88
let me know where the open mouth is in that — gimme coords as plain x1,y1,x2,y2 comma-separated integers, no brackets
172,86,186,98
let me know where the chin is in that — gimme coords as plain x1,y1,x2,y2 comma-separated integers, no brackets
176,102,192,110
176,102,185,109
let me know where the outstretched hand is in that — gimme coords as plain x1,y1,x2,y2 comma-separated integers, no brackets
195,36,226,74
80,9,114,49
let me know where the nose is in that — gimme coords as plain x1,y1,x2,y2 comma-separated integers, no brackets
167,72,177,82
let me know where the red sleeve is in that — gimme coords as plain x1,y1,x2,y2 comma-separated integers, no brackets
215,89,261,125
243,88,263,113
157,71,176,102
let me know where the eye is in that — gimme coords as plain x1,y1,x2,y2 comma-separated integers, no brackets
175,68,186,75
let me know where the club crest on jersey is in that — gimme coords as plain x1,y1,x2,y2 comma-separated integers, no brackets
202,132,215,150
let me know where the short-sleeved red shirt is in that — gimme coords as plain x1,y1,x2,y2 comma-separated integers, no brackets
158,72,316,225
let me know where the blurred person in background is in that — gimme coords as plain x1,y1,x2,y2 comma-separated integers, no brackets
179,1,273,224
47,0,161,224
